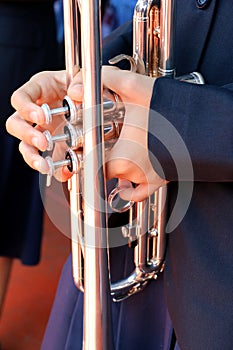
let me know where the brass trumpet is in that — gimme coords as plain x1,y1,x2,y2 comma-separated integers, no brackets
41,1,204,349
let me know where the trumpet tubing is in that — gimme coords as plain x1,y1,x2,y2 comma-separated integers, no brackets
41,1,204,349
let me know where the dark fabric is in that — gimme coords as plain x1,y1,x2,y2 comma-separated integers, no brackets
102,20,133,70
41,0,233,349
41,253,173,350
0,2,61,264
147,1,233,349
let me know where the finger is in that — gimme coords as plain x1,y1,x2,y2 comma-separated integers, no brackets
102,66,130,97
102,66,154,106
53,166,73,183
67,70,83,102
119,183,158,202
11,81,47,125
6,112,48,151
19,141,49,174
11,71,67,124
118,178,133,190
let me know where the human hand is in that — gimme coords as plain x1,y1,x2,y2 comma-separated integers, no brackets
5,70,73,181
102,66,167,202
68,66,167,202
103,67,167,202
6,67,167,200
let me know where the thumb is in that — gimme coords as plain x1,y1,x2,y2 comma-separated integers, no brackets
67,72,83,102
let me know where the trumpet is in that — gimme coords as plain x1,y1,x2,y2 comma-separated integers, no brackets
41,1,204,349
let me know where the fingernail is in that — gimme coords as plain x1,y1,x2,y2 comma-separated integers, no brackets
32,137,41,149
33,159,49,174
68,83,83,99
29,111,39,121
39,159,50,174
70,83,83,89
30,110,45,124
33,160,41,172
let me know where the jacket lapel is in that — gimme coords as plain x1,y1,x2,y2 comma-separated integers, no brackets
175,0,217,75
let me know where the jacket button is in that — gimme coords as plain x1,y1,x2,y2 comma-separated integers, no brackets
196,0,211,9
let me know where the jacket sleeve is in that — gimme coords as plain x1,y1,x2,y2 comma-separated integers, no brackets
148,77,233,182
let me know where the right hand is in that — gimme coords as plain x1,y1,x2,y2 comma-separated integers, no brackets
6,70,74,181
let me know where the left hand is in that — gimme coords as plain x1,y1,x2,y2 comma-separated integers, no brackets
68,66,167,202
69,65,167,202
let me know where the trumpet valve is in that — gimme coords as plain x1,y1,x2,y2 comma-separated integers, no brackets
43,124,83,151
122,224,138,248
41,96,78,124
45,149,82,187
